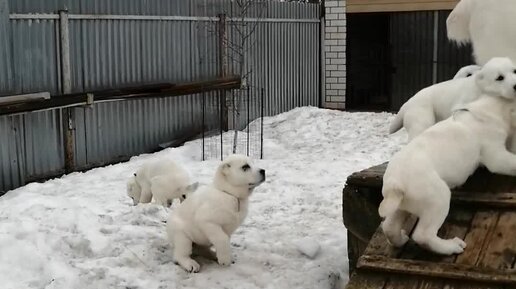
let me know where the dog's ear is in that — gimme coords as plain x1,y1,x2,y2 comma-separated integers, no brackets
221,163,231,176
475,70,484,81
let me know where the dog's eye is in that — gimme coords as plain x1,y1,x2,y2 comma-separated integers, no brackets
241,164,250,171
496,75,505,81
466,73,472,77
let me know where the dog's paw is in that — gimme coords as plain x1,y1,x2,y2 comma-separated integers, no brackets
452,237,467,249
440,238,466,255
217,254,232,266
178,259,200,273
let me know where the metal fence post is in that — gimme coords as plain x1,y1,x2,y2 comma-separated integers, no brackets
58,9,75,173
218,13,229,132
319,1,326,108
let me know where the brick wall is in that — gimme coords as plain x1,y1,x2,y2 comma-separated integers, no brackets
323,0,346,109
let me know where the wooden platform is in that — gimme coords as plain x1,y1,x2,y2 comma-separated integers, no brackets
342,164,516,288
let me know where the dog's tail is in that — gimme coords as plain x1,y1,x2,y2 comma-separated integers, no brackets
389,108,404,134
378,182,404,218
446,0,472,45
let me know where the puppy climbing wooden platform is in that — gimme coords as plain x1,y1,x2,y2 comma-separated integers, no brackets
342,164,516,288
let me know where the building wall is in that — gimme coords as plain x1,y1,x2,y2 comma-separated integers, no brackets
323,0,346,109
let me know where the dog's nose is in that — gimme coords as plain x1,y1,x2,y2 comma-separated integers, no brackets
260,169,265,176
513,84,516,91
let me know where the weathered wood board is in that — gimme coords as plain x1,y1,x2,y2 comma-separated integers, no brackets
343,164,516,288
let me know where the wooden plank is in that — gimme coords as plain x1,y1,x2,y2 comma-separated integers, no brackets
344,271,388,289
0,76,242,116
455,211,500,266
478,211,516,270
357,255,516,285
0,92,50,105
345,163,386,188
451,192,516,209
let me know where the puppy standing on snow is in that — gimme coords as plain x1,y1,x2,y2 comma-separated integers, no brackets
380,94,516,255
167,155,266,272
389,57,516,141
126,159,197,207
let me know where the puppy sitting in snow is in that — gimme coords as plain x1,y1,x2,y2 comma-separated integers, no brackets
167,154,266,272
389,57,516,141
126,159,198,207
380,93,516,255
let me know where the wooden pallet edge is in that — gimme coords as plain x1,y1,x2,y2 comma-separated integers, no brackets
357,254,516,285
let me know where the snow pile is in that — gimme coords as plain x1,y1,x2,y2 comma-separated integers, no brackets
0,107,405,289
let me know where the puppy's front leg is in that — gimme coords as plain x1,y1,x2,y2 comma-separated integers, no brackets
139,184,153,203
482,144,516,176
199,223,232,266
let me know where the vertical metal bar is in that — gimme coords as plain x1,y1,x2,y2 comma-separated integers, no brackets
59,10,72,94
260,88,264,159
202,92,205,161
59,9,75,173
218,13,229,132
220,90,224,161
246,86,250,157
432,10,439,84
319,2,325,108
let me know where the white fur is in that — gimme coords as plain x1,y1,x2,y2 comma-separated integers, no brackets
167,154,266,272
126,159,197,207
447,0,516,65
381,95,516,255
453,64,481,79
389,57,516,141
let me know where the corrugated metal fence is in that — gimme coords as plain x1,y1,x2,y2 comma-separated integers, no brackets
0,0,321,192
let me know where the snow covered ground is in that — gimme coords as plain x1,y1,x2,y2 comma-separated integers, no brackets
0,107,406,289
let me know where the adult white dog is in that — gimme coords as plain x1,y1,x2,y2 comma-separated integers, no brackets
447,0,516,66
380,95,516,255
126,159,197,207
389,57,516,141
453,64,480,79
167,154,266,272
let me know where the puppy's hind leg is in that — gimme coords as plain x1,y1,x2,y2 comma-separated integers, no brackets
411,179,466,255
404,109,435,141
172,231,200,273
381,209,410,247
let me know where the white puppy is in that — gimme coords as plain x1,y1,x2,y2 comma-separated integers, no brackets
447,0,516,66
126,159,197,207
380,95,516,255
453,64,481,79
389,57,516,141
167,155,266,272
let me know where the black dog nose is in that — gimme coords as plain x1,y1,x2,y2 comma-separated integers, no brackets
259,169,265,176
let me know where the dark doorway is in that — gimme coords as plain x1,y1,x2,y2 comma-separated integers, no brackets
346,13,392,111
345,11,473,112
